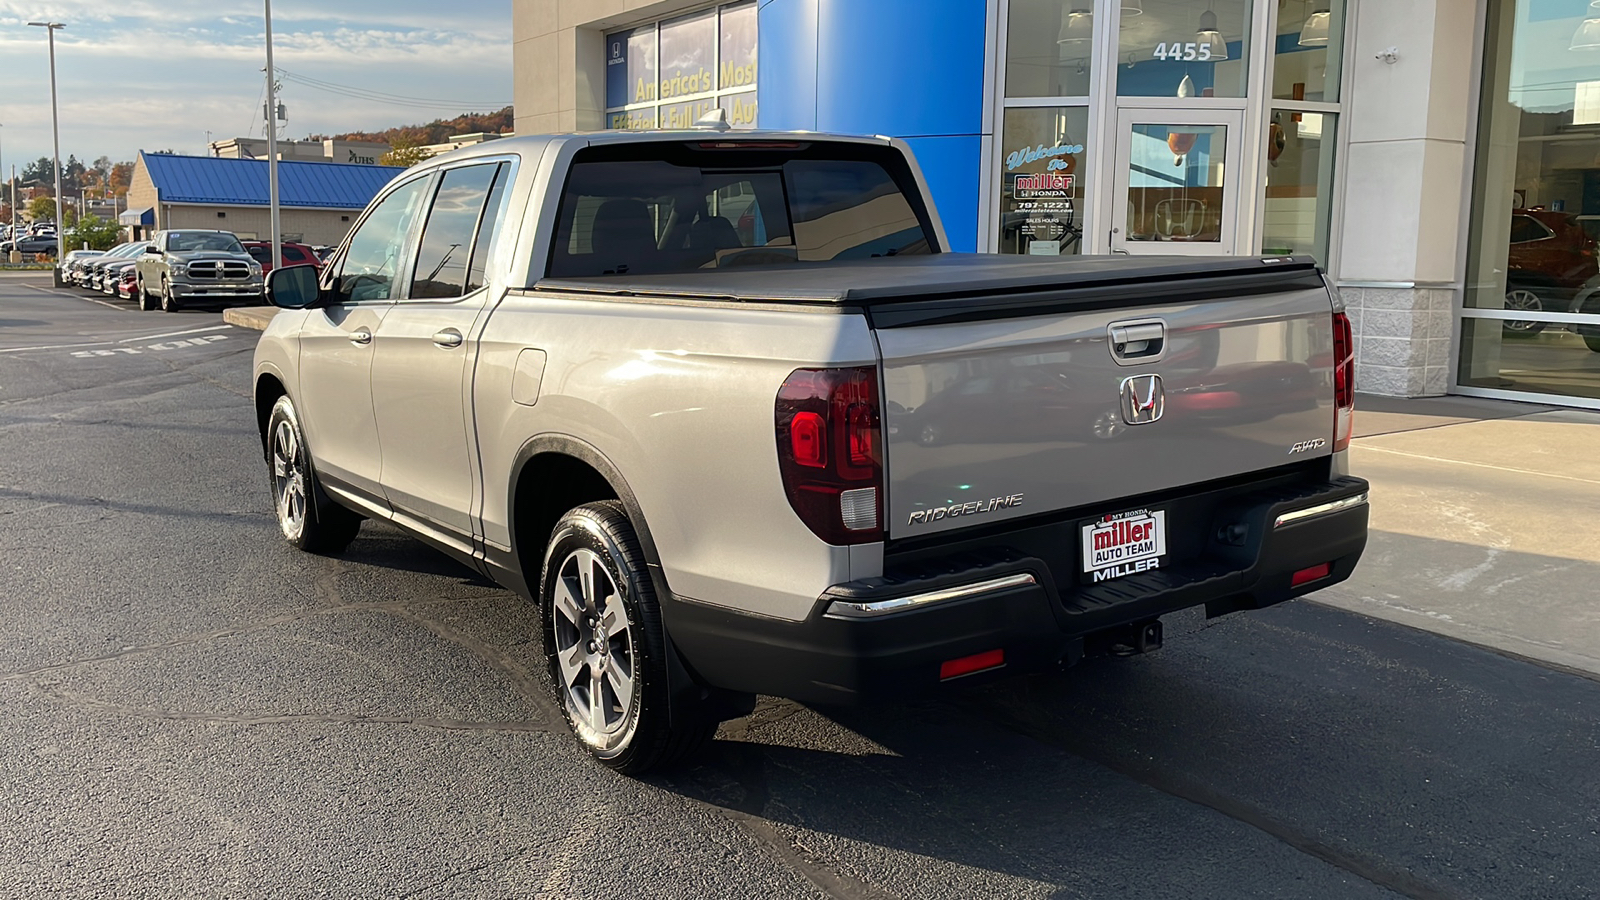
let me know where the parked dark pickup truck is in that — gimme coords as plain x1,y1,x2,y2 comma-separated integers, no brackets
254,128,1368,774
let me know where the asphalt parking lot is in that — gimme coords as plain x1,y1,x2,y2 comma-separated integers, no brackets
1,271,1598,899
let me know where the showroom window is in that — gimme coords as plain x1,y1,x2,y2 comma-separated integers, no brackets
604,2,757,131
1260,1,1344,264
1116,0,1254,100
994,0,1345,260
1460,0,1600,403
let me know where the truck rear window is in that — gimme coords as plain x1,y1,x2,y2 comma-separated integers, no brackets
548,143,936,277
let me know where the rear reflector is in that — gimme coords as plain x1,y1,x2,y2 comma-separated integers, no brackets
1291,563,1332,587
940,648,1005,680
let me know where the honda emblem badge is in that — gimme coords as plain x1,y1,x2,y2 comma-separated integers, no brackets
1120,374,1165,425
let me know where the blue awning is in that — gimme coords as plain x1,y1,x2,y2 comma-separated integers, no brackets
119,207,154,226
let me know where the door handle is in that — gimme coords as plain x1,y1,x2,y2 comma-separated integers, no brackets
433,329,464,349
349,328,372,345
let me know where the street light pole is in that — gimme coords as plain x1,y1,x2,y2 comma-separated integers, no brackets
263,0,282,272
28,22,66,263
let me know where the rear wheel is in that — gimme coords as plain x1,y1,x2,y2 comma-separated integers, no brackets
542,502,715,774
136,276,156,311
266,395,361,554
1584,333,1600,353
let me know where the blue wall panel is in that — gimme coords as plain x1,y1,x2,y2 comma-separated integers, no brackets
757,0,819,130
812,0,986,138
758,0,989,251
903,135,982,253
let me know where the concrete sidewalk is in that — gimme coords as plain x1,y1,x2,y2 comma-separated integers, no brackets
223,306,279,330
1318,393,1600,677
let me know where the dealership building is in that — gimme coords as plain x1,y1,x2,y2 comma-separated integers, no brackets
516,0,1600,407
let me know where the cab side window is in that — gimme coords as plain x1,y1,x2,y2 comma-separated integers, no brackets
333,177,430,304
410,163,503,300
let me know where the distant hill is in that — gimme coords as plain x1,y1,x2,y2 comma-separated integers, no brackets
309,107,514,145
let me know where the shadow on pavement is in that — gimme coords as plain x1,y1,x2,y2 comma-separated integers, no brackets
652,600,1600,900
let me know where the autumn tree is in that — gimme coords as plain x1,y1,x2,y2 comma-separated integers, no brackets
379,137,434,168
27,196,56,222
108,162,134,199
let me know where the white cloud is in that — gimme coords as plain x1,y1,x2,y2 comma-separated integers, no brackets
0,2,511,165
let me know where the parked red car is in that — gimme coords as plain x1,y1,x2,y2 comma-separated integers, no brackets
115,265,139,301
240,241,324,274
1504,209,1598,333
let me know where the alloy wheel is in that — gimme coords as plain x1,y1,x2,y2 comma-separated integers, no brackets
271,419,307,540
551,548,637,743
1503,288,1544,333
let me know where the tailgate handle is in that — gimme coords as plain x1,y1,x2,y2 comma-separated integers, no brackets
1109,321,1166,363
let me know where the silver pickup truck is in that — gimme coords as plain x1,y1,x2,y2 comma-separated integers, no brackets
252,130,1368,774
136,229,264,312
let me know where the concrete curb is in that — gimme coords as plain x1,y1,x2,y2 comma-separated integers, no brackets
224,306,280,331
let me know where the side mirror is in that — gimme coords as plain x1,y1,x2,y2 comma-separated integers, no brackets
267,264,323,310
144,244,161,254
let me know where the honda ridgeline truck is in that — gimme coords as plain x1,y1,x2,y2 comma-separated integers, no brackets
252,129,1369,774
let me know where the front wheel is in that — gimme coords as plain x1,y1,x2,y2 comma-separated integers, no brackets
266,395,361,554
160,279,180,313
1584,333,1600,353
542,502,714,775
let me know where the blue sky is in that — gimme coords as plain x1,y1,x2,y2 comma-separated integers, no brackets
0,1,511,173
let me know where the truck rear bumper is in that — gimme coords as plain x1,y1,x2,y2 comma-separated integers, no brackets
663,474,1368,706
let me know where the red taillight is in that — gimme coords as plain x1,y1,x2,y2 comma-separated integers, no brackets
1332,312,1355,452
940,649,1005,680
776,367,884,544
791,412,826,468
1291,562,1332,587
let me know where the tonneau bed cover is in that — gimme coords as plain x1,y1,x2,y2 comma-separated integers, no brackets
533,252,1326,307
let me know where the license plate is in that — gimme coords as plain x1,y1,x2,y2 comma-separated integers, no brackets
1081,508,1167,583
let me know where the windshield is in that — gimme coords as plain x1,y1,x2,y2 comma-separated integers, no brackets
548,142,935,278
167,232,244,254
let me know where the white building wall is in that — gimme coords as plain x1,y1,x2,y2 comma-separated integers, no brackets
1332,0,1480,396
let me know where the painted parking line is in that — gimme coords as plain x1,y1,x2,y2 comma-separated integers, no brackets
0,324,235,355
21,283,135,311
69,334,230,358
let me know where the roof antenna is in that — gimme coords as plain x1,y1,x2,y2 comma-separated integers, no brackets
692,107,731,132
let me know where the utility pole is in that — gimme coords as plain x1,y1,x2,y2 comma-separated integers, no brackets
263,0,282,272
28,21,66,265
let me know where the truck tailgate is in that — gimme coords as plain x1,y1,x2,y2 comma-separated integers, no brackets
876,272,1337,539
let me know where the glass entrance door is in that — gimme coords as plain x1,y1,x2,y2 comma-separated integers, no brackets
1110,108,1244,255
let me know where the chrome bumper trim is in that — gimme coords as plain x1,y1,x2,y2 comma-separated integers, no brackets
824,572,1039,619
1274,491,1369,529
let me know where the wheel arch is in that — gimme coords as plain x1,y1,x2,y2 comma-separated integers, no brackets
254,371,289,461
503,434,664,602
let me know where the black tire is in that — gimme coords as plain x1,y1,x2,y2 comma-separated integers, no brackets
265,395,362,555
541,501,715,775
917,422,941,447
136,277,156,311
1584,334,1600,353
160,278,180,313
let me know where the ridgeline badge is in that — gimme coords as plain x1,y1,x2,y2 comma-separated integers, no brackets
907,494,1024,526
